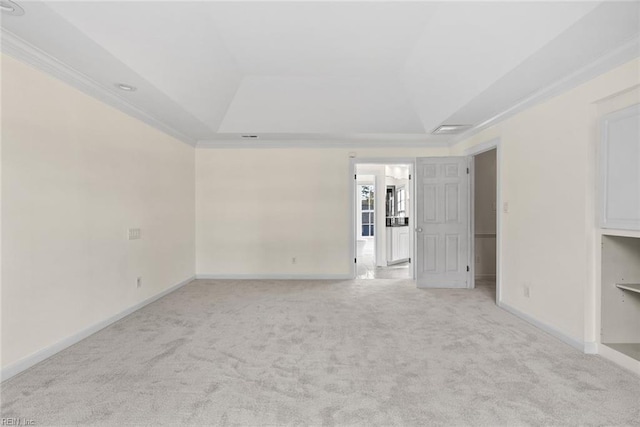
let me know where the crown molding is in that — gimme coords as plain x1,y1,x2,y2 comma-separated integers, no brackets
196,138,450,149
449,35,640,147
0,29,196,146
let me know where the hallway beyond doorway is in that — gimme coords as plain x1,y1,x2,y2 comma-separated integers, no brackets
356,239,410,279
354,162,413,280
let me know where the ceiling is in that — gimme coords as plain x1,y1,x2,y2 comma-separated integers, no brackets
1,1,639,146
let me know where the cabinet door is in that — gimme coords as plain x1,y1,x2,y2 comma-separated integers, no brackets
398,228,410,260
600,104,640,230
389,228,396,262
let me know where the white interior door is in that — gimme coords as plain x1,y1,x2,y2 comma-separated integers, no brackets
416,157,470,288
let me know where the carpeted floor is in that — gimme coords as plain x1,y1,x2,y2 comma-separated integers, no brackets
1,279,639,426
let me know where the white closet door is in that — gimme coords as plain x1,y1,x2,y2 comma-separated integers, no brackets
415,157,470,288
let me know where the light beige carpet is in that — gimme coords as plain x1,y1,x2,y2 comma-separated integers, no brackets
1,279,639,426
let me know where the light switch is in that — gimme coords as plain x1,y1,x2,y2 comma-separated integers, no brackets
128,228,141,240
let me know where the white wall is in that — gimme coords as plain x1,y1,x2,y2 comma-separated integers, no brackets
452,58,640,344
195,147,448,277
474,149,497,277
1,55,196,370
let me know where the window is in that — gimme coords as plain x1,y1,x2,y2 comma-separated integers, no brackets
360,185,375,237
397,187,406,217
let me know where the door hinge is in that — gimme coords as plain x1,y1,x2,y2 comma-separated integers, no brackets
354,174,357,180
466,265,470,272
466,168,470,174
354,258,357,263
409,257,411,263
409,174,412,180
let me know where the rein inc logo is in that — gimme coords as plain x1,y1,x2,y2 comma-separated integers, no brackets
1,419,35,426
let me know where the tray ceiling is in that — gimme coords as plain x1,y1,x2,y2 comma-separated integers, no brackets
1,1,638,145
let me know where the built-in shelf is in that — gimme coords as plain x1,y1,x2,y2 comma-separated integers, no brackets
601,235,640,363
475,233,496,238
602,229,640,239
616,283,640,294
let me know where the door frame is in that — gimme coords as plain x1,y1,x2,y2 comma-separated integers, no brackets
465,138,503,304
349,157,417,280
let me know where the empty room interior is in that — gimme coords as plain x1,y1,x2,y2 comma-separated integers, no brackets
1,1,640,425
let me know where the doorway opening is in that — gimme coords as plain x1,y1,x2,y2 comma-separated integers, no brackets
472,148,497,300
354,163,413,279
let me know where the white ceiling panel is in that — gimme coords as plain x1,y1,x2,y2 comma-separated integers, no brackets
44,1,242,133
219,75,424,134
443,1,640,128
404,1,601,132
208,1,436,76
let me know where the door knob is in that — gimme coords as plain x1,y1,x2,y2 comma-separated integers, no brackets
415,227,423,232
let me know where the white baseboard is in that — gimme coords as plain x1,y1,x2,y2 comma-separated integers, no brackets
498,301,585,352
195,274,352,280
598,344,640,376
584,341,599,354
1,275,195,382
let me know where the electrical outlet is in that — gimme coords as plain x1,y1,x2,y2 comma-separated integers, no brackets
292,257,297,264
136,277,142,288
128,228,141,240
503,202,509,213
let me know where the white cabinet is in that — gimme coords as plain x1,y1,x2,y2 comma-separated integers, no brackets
386,226,410,265
600,104,640,230
397,227,410,261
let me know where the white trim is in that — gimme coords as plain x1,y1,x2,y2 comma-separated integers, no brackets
463,138,500,156
350,157,420,165
599,344,640,375
197,140,449,149
195,274,351,280
465,138,502,304
0,29,196,146
349,160,357,278
496,142,504,304
467,156,473,288
498,301,585,352
584,342,598,354
451,36,640,146
0,275,195,383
